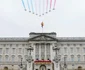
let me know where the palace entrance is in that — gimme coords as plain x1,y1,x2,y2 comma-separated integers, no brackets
4,67,8,70
40,65,46,70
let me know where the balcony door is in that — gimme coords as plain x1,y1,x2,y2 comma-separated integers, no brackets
40,65,46,70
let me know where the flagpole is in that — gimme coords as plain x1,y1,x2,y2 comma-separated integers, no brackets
41,22,44,33
42,27,43,33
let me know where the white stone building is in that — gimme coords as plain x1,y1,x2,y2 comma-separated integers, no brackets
0,32,85,70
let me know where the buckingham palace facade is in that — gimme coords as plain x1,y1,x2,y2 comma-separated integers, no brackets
0,32,85,70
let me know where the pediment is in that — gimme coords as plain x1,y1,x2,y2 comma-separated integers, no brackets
28,35,57,41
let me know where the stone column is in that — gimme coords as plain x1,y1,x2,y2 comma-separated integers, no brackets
53,43,60,70
26,45,33,70
45,43,46,60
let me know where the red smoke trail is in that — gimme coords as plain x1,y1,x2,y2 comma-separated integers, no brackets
50,0,52,10
46,0,48,13
53,0,56,9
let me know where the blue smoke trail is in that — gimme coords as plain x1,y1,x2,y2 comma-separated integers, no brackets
30,0,34,13
21,0,26,11
27,0,30,12
43,0,44,15
39,0,41,16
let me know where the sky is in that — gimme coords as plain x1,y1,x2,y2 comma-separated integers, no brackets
0,0,85,37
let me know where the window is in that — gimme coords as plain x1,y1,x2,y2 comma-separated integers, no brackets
6,48,9,54
47,55,50,60
19,48,22,54
71,55,74,61
3,44,6,46
77,47,79,53
64,47,67,53
16,44,19,46
12,48,15,54
35,55,39,60
73,44,76,46
80,44,82,46
77,55,80,62
84,55,85,61
0,55,2,61
18,55,22,61
83,48,85,53
71,47,73,53
25,48,28,54
12,55,15,61
0,48,2,54
5,55,9,61
64,55,67,61
67,44,70,46
10,44,12,46
22,44,25,46
61,44,63,46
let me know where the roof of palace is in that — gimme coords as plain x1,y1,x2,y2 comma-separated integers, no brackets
0,32,85,42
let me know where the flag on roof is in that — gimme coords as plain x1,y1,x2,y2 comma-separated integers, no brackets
41,22,44,28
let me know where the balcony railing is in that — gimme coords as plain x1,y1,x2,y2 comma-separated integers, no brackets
0,61,26,65
60,61,85,65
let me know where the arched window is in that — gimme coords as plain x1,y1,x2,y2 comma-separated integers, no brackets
12,48,15,54
77,55,80,62
70,47,73,53
71,55,74,61
5,55,9,61
12,55,15,62
6,48,9,54
18,55,22,61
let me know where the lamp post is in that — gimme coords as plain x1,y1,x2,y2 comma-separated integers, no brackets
26,45,33,70
53,44,60,70
19,58,23,70
64,56,67,70
12,65,14,70
72,64,74,70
